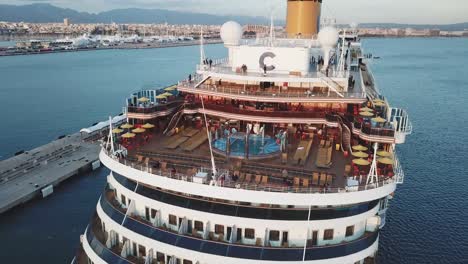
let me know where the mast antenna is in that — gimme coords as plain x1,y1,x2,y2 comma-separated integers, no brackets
200,27,206,66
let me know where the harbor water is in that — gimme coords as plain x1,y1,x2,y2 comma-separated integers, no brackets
0,38,467,263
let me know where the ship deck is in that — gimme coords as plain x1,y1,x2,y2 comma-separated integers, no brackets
122,127,375,192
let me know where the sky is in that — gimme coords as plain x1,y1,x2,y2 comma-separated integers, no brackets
2,0,468,24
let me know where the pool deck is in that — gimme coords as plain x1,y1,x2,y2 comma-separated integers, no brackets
129,128,353,189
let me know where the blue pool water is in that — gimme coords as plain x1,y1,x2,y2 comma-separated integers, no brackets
213,133,280,157
0,38,467,263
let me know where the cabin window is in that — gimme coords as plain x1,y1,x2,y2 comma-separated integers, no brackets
194,221,204,232
346,226,355,237
151,209,157,219
245,228,255,239
324,229,334,240
215,224,224,235
269,230,280,241
169,215,177,226
138,245,146,257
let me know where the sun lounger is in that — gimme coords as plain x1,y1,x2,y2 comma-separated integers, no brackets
165,136,189,149
315,139,333,168
181,133,208,152
182,127,200,137
293,139,313,165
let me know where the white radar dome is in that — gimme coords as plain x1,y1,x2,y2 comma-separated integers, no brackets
318,26,339,48
220,21,243,46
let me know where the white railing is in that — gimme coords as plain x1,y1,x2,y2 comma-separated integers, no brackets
103,148,396,194
389,107,413,135
178,81,366,100
393,152,405,184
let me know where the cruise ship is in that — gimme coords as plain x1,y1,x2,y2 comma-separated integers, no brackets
74,1,412,263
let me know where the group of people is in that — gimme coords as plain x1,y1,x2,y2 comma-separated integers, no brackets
202,58,214,68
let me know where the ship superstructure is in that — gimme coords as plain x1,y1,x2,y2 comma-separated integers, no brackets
75,1,412,263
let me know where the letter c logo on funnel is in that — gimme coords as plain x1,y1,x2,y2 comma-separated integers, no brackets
259,52,276,71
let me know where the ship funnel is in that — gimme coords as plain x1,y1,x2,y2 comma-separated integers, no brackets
286,0,322,38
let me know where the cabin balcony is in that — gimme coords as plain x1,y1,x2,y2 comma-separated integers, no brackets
94,192,381,262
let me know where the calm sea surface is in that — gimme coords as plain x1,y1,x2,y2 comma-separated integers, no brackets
0,38,467,263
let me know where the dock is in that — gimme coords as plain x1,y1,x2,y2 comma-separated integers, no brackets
0,133,101,214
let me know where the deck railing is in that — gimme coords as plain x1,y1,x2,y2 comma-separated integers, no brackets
104,148,396,194
127,99,184,114
178,81,366,100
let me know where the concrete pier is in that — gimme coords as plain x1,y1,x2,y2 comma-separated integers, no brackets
0,133,101,214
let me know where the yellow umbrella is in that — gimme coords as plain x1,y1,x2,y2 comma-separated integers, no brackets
377,150,392,157
138,97,150,103
373,101,386,107
360,107,374,112
372,117,387,123
378,157,394,165
132,128,146,134
121,132,136,138
164,86,177,91
112,128,124,134
352,151,369,158
360,111,374,117
142,123,155,129
352,145,368,151
121,123,134,129
161,92,173,97
353,159,371,166
156,94,167,99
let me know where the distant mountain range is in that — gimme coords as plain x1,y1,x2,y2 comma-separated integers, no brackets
0,3,271,25
1,3,467,31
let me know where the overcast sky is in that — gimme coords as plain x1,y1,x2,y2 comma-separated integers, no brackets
3,0,468,24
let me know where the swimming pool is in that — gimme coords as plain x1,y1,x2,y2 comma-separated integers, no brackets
213,133,280,158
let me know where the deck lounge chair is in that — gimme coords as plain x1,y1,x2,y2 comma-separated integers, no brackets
319,173,327,185
312,173,319,185
326,174,333,185
294,177,300,187
302,178,309,188
245,174,252,183
255,175,262,184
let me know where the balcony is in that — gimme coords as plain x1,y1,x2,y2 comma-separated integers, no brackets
112,172,380,221
186,102,330,121
178,81,366,103
127,99,184,114
99,194,380,262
